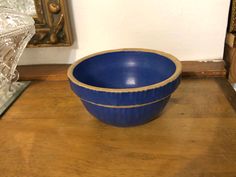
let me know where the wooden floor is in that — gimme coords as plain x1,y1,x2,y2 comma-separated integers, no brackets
1,78,236,177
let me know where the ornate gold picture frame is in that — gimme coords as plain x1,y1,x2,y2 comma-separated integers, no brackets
228,0,236,33
28,0,73,47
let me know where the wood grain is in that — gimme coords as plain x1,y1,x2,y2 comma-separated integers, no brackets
0,78,235,177
17,61,226,81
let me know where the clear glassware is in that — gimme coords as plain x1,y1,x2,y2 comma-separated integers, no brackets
0,7,35,114
0,0,36,16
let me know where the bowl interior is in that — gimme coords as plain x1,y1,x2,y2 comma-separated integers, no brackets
73,51,177,89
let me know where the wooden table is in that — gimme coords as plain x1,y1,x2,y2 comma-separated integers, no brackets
1,78,236,177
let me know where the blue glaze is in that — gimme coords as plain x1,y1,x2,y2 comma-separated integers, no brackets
69,77,180,106
68,49,182,127
73,51,176,88
82,96,170,127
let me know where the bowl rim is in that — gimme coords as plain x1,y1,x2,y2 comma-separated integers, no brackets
67,48,182,93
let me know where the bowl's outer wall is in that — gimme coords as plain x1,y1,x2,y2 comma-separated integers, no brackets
69,76,180,106
82,96,170,127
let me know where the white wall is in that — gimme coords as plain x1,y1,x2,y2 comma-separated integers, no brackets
19,0,230,65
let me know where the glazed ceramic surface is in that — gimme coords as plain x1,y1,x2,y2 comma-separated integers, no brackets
68,49,182,127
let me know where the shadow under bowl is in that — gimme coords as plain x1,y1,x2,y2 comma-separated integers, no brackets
68,48,182,127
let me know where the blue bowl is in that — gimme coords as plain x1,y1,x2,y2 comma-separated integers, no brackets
68,49,182,127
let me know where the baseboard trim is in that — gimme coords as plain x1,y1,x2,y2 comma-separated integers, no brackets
182,61,226,78
17,61,226,81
